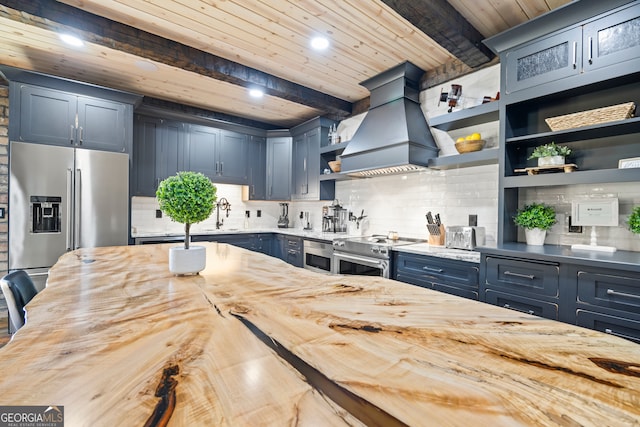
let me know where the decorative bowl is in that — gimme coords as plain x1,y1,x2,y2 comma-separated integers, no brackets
455,139,485,154
328,160,341,172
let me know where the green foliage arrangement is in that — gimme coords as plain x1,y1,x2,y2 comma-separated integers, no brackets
528,142,572,159
513,203,557,231
628,206,640,234
156,171,217,249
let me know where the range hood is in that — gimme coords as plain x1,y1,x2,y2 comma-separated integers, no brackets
340,61,439,176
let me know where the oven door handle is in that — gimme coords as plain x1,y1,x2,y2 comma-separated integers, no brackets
334,252,384,267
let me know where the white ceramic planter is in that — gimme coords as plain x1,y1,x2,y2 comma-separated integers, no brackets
169,245,206,275
538,156,564,167
525,228,547,246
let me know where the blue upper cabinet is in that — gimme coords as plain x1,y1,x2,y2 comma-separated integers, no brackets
16,83,132,153
218,130,249,184
186,124,219,179
184,125,249,185
246,135,266,200
494,1,640,98
505,27,582,95
290,117,335,201
266,135,292,201
582,2,640,73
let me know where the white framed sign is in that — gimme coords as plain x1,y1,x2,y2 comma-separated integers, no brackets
571,198,619,226
618,157,640,169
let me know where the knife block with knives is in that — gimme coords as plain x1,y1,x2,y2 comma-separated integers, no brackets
426,211,445,246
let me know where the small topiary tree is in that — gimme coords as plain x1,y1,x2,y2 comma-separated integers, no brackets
156,171,216,249
513,203,557,230
628,206,640,235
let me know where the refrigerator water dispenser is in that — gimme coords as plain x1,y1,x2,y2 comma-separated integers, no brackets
30,196,61,233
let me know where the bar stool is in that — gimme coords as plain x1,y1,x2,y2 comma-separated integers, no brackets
0,270,38,334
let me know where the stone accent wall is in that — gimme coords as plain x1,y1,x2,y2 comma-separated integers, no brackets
0,83,8,277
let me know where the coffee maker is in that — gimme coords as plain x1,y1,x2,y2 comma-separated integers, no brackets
322,200,348,233
278,203,289,228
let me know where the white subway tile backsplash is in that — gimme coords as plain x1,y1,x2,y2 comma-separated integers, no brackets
518,182,640,251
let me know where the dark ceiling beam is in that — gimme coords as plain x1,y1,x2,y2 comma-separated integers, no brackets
380,0,495,68
0,0,353,121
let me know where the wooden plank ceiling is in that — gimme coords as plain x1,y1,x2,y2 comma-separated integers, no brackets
0,0,570,128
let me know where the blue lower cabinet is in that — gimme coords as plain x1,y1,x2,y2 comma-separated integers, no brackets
393,252,479,301
275,235,303,268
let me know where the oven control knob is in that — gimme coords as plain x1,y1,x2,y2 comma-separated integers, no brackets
371,246,380,253
380,247,388,255
334,241,345,247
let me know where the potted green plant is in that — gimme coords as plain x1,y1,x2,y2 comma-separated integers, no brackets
528,142,572,167
628,206,640,235
156,171,217,274
513,203,557,245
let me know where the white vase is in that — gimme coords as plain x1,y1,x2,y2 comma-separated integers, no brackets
538,156,564,167
169,245,206,275
525,228,547,245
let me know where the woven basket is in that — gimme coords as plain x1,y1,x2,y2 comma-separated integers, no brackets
545,102,635,131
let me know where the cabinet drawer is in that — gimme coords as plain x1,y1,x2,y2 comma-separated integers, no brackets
577,270,640,317
485,290,558,320
433,282,478,301
485,257,559,297
576,310,640,344
285,237,302,249
395,253,478,287
395,272,432,290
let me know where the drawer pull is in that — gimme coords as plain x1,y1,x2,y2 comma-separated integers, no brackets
503,304,535,315
606,289,640,301
605,328,640,343
504,271,535,280
422,266,444,273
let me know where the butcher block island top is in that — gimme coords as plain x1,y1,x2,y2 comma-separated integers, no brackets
1,243,639,426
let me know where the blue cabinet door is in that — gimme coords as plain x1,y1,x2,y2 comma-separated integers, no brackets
186,124,218,179
156,120,185,183
77,96,129,152
19,85,77,146
131,115,159,196
266,136,291,200
218,130,248,184
247,135,266,200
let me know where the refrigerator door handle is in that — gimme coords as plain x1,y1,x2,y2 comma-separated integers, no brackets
75,168,81,249
66,168,73,251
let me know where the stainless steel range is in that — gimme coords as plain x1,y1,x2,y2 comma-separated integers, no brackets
332,235,423,278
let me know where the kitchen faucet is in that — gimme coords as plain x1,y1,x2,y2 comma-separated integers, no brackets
216,198,231,229
349,209,367,229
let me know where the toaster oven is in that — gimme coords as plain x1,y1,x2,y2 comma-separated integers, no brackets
444,226,485,250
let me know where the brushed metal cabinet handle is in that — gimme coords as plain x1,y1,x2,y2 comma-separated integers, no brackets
588,36,593,64
607,289,640,301
503,304,535,315
423,266,444,273
605,328,639,343
66,168,73,250
572,41,577,69
504,270,535,280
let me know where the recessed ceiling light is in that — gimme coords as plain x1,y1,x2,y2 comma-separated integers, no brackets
59,33,84,47
135,60,159,72
249,88,264,98
310,36,329,51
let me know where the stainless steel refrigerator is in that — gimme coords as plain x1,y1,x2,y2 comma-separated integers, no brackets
9,141,129,290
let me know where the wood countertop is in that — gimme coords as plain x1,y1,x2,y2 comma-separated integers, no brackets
1,243,638,426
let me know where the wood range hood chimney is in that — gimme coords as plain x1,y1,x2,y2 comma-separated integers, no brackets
340,61,439,176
